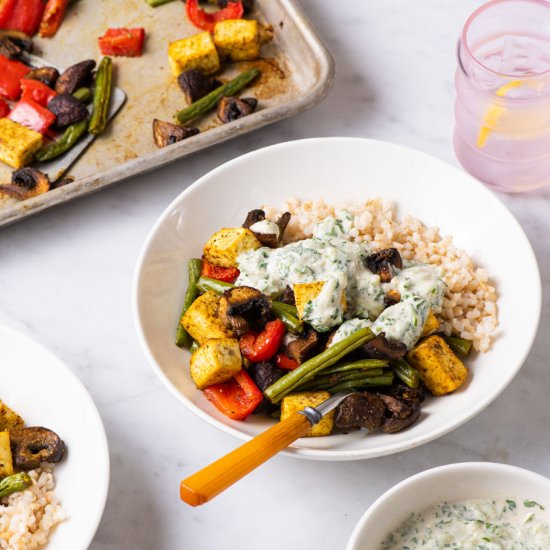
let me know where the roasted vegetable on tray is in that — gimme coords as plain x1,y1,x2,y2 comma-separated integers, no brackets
175,206,474,438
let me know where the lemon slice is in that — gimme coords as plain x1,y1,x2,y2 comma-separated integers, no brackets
476,80,524,148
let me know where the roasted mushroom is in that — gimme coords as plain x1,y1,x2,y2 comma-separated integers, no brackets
217,96,258,123
378,394,421,433
153,119,199,148
0,168,50,200
384,289,401,308
219,286,272,335
0,30,33,58
279,285,295,305
365,248,403,283
286,328,320,363
362,332,407,360
382,383,425,404
25,66,60,88
242,209,291,248
47,93,89,128
55,59,96,94
249,361,284,392
177,69,221,104
0,38,22,59
335,392,386,430
212,0,254,13
10,427,65,470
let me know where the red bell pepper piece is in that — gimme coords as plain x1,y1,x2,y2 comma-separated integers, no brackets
275,353,299,371
8,96,56,134
0,98,9,118
185,0,243,32
20,79,56,107
39,0,69,38
200,258,240,283
0,55,30,100
3,0,45,35
0,0,17,27
239,319,285,363
98,28,145,57
203,369,263,421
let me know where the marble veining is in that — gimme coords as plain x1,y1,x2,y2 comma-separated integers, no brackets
1,1,549,549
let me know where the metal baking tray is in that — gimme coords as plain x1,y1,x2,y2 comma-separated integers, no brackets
0,0,334,227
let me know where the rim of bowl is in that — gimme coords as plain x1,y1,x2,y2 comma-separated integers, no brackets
346,461,550,549
132,137,541,461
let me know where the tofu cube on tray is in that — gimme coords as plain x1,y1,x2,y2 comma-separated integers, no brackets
0,118,43,169
168,32,220,77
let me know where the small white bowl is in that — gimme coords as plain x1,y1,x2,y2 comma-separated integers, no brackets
347,462,550,549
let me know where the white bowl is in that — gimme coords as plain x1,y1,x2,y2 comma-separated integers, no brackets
347,462,550,549
133,137,540,461
0,325,109,550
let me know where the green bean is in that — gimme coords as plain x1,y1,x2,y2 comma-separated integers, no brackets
271,302,298,316
89,56,113,135
264,327,375,404
146,0,177,5
190,340,200,354
391,358,421,389
324,374,394,394
296,368,386,392
322,359,388,375
0,473,32,499
175,68,261,125
73,87,92,103
176,259,203,348
443,335,473,357
35,118,88,162
197,276,304,333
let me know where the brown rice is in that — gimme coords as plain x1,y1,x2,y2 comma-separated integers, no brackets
263,197,498,353
0,466,65,550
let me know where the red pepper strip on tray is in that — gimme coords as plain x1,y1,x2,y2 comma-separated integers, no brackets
3,0,45,35
20,79,56,107
39,0,69,38
0,98,9,118
275,353,299,371
0,55,30,100
0,0,17,27
203,369,263,421
185,0,243,32
201,258,240,283
239,319,285,363
8,96,56,134
98,28,145,57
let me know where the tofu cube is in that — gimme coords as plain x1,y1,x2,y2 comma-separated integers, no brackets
281,391,334,437
407,335,468,396
421,310,440,337
182,291,235,344
0,432,13,477
0,118,44,169
0,400,24,431
294,281,347,320
190,338,242,389
168,32,220,77
203,227,261,268
214,19,261,61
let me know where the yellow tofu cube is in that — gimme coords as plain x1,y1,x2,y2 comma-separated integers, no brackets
294,281,347,320
0,119,44,169
421,310,440,337
0,400,24,431
407,335,468,396
168,32,220,77
214,19,261,61
281,391,334,437
190,338,242,389
0,432,14,477
203,227,261,268
182,291,235,345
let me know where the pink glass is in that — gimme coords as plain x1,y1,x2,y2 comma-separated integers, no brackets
454,0,550,192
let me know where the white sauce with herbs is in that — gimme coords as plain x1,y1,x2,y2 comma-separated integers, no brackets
236,210,445,346
249,220,280,238
381,498,550,549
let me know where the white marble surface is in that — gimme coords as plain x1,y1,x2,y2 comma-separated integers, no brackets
1,1,549,549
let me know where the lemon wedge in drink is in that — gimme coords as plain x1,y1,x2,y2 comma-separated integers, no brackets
476,80,524,148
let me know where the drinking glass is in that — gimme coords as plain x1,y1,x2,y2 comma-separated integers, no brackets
454,0,550,192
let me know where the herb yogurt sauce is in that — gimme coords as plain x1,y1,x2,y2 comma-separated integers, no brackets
381,498,550,549
236,210,446,347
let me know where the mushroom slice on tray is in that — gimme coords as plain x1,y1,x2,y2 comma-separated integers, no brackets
0,168,50,200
